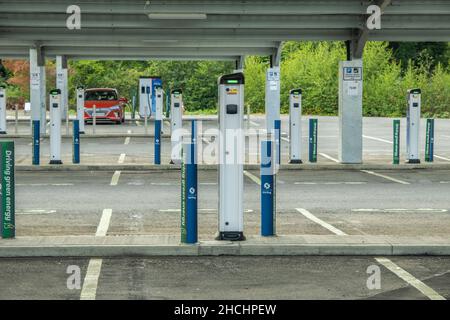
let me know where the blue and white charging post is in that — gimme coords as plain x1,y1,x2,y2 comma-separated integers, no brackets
73,119,80,164
154,86,163,165
261,139,276,236
274,119,281,165
181,120,198,244
32,119,40,165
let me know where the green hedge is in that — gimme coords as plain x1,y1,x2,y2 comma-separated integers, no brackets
245,41,449,118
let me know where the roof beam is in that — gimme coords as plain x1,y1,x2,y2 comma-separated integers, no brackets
3,1,449,15
348,0,392,59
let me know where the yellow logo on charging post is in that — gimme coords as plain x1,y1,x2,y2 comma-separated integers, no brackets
227,88,238,95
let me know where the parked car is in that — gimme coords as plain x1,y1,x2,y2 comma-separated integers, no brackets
84,88,127,124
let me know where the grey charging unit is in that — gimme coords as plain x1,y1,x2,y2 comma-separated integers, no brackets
0,85,6,134
49,89,62,164
139,77,152,119
265,67,280,133
406,88,421,164
170,89,183,164
76,86,85,134
338,60,363,164
289,88,302,164
217,72,245,241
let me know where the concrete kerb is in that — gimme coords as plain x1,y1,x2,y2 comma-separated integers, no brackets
1,235,450,257
14,163,450,172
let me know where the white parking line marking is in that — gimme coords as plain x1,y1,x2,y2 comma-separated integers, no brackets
80,208,112,300
159,209,254,213
435,155,450,162
80,259,103,300
16,209,57,215
118,153,126,164
319,153,339,163
124,137,131,145
110,171,121,186
375,257,446,300
352,208,448,213
250,121,259,127
440,181,450,184
16,183,74,186
244,170,261,185
281,137,290,142
135,121,141,126
295,208,347,236
360,170,410,185
363,135,393,144
294,182,366,185
96,208,112,237
294,207,445,300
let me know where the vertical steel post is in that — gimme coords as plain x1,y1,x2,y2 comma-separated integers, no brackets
0,141,15,238
32,120,40,165
425,119,435,162
181,138,198,244
155,120,161,165
309,118,318,163
261,140,276,237
274,119,281,165
393,120,400,165
73,119,80,164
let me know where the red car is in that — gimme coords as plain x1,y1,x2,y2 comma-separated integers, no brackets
84,88,127,124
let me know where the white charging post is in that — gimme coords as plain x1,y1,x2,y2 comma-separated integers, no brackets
406,88,421,164
139,77,152,119
289,88,302,164
49,89,62,164
76,86,85,134
218,72,245,241
170,89,183,164
0,85,6,134
154,86,164,165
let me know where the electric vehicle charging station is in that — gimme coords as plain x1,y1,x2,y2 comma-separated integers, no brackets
170,89,183,164
139,76,162,119
0,85,6,134
406,88,421,164
49,89,62,165
265,67,280,133
139,77,151,119
76,86,85,134
217,72,245,241
154,86,164,165
339,60,363,164
289,88,302,164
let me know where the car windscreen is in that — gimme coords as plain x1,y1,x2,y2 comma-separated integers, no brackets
85,90,118,101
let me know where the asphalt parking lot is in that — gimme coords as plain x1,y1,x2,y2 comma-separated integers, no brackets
14,169,450,238
4,115,450,165
2,115,450,300
0,256,449,300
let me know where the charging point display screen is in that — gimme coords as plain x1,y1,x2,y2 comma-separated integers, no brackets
226,104,238,114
